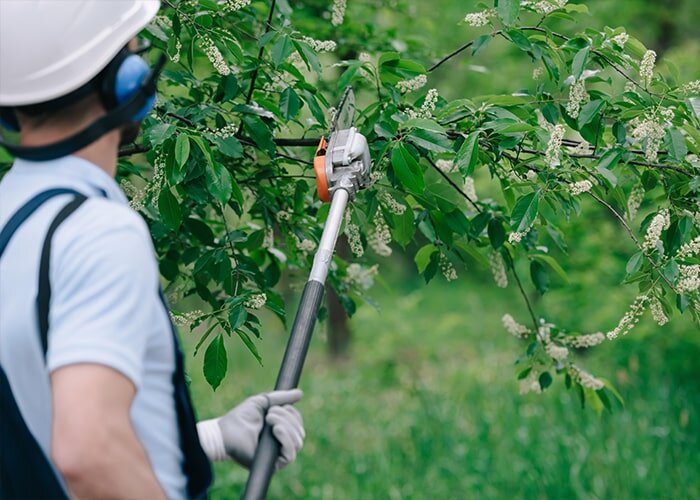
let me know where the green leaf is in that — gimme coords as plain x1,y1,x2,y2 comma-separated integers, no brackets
666,128,688,162
391,144,425,193
497,0,519,25
158,188,182,230
206,162,233,203
510,192,539,232
626,252,644,274
538,371,553,390
406,129,451,153
571,46,590,80
213,136,244,158
455,131,480,176
337,61,362,89
203,335,228,390
229,305,248,330
270,35,293,68
577,99,604,128
175,133,190,168
530,254,569,282
279,87,302,120
237,329,262,363
471,34,492,55
414,244,437,274
530,260,550,295
148,123,175,146
243,115,276,155
488,219,506,249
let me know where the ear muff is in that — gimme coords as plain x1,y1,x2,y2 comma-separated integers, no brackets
100,49,156,122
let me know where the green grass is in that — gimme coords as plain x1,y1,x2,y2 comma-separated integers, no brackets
186,270,700,499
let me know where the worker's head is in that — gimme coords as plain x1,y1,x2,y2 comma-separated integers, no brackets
0,0,161,160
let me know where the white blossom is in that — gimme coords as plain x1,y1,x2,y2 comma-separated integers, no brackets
489,251,509,288
627,184,644,220
569,140,591,155
569,180,593,196
519,371,542,395
532,67,544,80
639,50,656,87
569,364,604,390
566,80,589,119
170,39,182,63
276,209,293,222
171,309,204,329
222,0,251,13
544,124,566,167
545,342,569,361
677,265,700,293
407,88,439,119
120,179,146,211
244,293,267,309
610,32,629,47
436,159,454,173
532,0,568,15
439,253,458,281
650,299,669,326
201,36,231,75
566,332,605,348
463,9,495,27
301,36,337,53
630,116,665,163
331,0,346,26
642,209,670,253
368,212,392,257
463,177,478,201
607,294,650,339
677,236,700,259
346,263,378,291
293,235,317,254
379,192,407,215
681,80,700,95
396,74,428,94
502,314,530,339
344,215,364,257
509,231,526,244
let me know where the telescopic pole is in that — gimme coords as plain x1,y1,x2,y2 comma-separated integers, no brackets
242,187,350,500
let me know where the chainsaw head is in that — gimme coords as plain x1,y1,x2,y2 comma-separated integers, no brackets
314,88,372,202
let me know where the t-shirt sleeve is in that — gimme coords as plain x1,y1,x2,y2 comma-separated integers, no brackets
46,200,161,389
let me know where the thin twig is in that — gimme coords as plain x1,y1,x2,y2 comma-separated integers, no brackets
504,251,540,333
425,157,481,212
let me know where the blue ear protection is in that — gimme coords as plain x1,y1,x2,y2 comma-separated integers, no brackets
99,48,157,122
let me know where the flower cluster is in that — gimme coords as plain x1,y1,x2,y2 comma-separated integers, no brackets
502,314,530,339
519,371,542,395
677,236,700,259
639,50,656,87
677,265,700,293
368,212,392,257
544,124,565,167
569,364,604,390
531,0,568,15
489,251,509,288
439,253,458,281
642,209,670,253
379,192,407,215
607,294,649,339
627,184,644,220
435,159,454,173
630,115,665,163
610,32,629,47
396,74,427,93
569,140,590,155
545,342,569,362
532,67,544,80
344,216,364,257
407,88,439,119
566,80,588,119
301,36,337,52
681,80,700,95
121,179,146,211
569,180,593,196
565,332,605,348
463,9,495,27
201,36,230,75
346,263,379,291
650,299,669,326
509,231,526,244
244,293,267,309
171,309,203,329
331,0,346,26
222,0,251,13
170,39,182,63
463,177,478,201
292,234,316,256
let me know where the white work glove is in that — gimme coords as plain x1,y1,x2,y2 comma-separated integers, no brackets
196,389,304,470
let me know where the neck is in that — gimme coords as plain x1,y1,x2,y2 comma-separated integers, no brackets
18,103,120,177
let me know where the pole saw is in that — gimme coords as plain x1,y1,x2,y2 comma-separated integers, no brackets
242,87,372,500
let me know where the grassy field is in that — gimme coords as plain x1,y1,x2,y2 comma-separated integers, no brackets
186,265,700,500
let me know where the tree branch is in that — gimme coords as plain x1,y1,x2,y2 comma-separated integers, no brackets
426,157,481,212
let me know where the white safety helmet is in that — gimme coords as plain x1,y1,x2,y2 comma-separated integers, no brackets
0,0,161,107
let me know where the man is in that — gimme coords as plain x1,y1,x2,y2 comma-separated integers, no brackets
0,1,304,498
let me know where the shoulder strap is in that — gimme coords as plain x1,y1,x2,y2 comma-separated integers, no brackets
0,188,82,258
36,195,88,358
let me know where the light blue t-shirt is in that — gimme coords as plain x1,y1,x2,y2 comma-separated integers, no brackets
0,156,186,499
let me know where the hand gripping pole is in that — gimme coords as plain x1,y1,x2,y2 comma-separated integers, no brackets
242,188,350,500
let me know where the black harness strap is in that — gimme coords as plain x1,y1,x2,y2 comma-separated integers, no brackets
36,194,88,358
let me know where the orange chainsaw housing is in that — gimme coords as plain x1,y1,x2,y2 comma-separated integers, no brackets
314,137,330,202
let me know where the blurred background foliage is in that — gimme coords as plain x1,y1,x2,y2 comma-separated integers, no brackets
181,0,700,497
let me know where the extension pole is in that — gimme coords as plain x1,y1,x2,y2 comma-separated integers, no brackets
242,187,350,500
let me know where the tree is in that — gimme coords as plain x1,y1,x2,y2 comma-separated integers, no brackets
13,0,700,409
